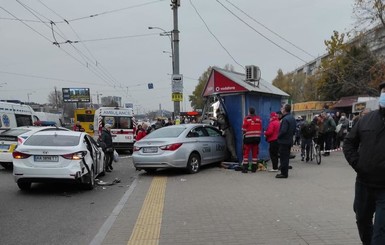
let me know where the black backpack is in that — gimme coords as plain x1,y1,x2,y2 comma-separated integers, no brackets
301,122,315,138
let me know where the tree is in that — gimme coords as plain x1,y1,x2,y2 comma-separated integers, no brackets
273,69,317,103
189,67,212,110
318,31,380,100
354,0,385,29
47,88,63,109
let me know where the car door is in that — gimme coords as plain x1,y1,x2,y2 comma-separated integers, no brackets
84,135,101,175
190,126,212,163
205,126,227,162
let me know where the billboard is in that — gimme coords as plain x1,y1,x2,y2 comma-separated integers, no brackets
62,88,90,102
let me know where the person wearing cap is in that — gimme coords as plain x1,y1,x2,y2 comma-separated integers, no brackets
264,112,280,171
343,81,385,244
101,123,114,172
294,116,304,146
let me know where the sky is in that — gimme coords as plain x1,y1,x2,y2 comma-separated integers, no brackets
0,0,355,114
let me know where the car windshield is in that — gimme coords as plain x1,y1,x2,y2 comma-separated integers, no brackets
24,135,80,146
0,129,30,136
145,127,185,139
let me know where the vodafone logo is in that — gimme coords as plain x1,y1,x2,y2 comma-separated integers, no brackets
216,86,236,92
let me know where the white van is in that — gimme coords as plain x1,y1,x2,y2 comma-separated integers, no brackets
34,112,64,126
0,102,35,133
93,107,136,152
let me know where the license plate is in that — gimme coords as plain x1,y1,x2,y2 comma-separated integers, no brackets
34,155,59,162
0,145,10,150
143,147,158,153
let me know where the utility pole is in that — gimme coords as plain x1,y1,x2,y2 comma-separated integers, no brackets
171,0,181,117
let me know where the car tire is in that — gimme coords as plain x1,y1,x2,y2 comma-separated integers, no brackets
17,181,31,191
187,153,201,174
1,162,13,170
84,166,95,190
143,168,157,174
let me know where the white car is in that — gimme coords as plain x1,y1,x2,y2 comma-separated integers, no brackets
0,126,69,170
13,130,105,191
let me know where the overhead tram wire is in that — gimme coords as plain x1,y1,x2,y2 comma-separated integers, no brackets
189,0,244,70
1,0,167,24
56,33,159,44
2,6,116,89
223,0,316,59
15,0,122,90
57,0,167,23
0,70,106,87
0,7,53,43
37,0,123,91
215,0,308,64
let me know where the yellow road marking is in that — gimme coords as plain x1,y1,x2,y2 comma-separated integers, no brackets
127,176,167,245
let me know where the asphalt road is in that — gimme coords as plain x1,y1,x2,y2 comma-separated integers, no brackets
0,153,137,245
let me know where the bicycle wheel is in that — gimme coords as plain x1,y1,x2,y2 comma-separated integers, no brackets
315,145,321,165
310,143,314,161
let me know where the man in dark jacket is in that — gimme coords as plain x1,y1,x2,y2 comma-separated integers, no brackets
343,82,385,244
276,104,296,178
101,124,114,172
300,119,317,162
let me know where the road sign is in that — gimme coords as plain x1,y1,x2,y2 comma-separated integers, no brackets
172,74,183,93
172,92,183,102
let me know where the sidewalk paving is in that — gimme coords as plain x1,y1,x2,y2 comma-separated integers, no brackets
101,151,361,245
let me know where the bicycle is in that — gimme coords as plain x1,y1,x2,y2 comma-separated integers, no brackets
310,138,321,165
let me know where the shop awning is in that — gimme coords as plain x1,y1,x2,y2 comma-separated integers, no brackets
333,96,358,108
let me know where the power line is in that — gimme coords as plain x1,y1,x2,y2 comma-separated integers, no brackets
56,33,159,44
0,7,53,43
16,0,123,90
1,0,167,24
0,70,106,86
58,0,167,23
189,0,244,70
215,0,308,63
223,0,316,59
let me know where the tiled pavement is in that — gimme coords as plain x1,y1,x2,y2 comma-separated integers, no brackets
99,150,361,245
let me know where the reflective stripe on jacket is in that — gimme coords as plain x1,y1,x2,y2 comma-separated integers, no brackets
242,115,262,139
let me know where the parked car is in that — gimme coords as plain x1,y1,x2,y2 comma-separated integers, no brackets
0,126,69,170
13,130,105,190
132,124,227,174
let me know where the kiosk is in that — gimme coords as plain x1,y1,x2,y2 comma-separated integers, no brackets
202,67,289,161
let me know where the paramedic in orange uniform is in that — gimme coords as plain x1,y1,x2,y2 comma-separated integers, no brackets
242,107,262,173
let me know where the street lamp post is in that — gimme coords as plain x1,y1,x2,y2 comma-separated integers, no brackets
27,91,35,104
148,26,174,73
148,14,182,117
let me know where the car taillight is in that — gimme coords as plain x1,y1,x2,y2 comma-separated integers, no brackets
13,151,31,159
159,143,183,151
62,151,87,160
133,146,141,152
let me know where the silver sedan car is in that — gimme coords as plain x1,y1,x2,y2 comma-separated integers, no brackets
133,124,227,174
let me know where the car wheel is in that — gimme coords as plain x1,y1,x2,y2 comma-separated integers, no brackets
143,168,157,174
1,162,13,170
17,181,31,191
84,167,95,190
187,153,201,174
